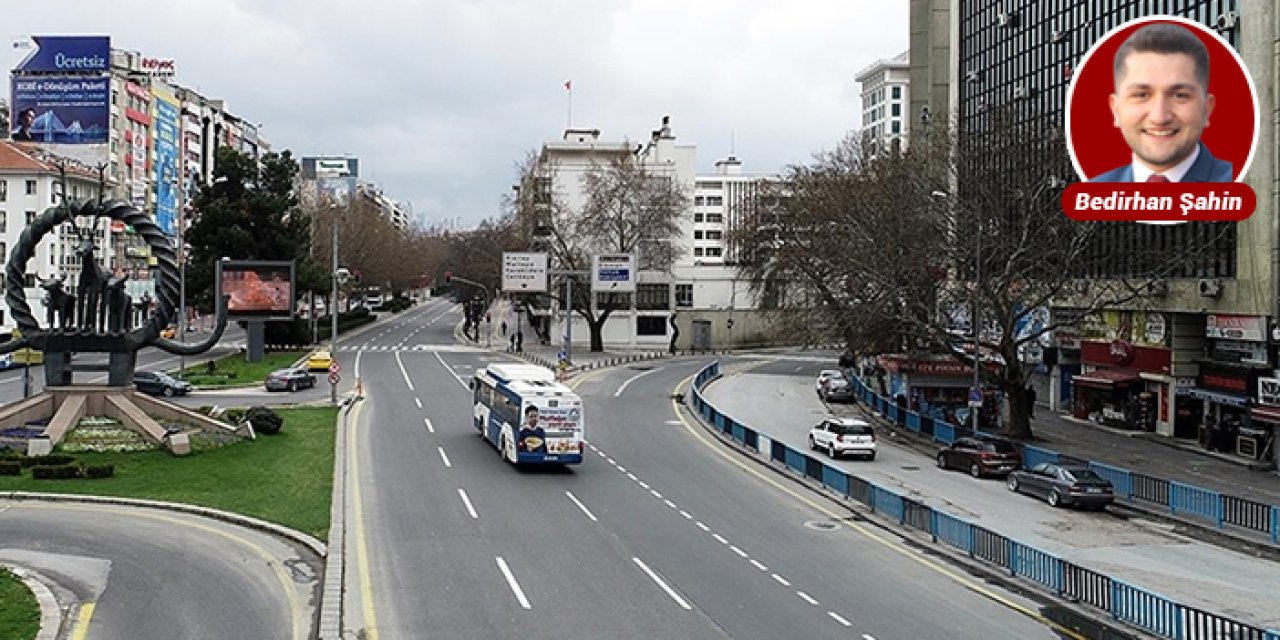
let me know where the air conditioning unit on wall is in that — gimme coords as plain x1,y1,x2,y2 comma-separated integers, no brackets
1198,278,1222,298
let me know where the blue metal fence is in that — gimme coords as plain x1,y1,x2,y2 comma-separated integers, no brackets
685,362,1280,640
1021,445,1059,470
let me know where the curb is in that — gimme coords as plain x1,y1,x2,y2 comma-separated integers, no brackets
681,376,1149,640
318,397,357,640
0,563,62,640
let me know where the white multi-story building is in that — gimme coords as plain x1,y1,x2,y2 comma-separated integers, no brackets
529,117,775,350
855,50,911,146
0,142,109,332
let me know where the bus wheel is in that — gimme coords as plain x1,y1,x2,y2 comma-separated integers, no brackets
501,435,514,464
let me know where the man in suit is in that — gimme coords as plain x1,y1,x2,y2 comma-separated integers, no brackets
1091,23,1232,183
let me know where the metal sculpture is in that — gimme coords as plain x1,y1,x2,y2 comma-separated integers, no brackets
0,197,229,386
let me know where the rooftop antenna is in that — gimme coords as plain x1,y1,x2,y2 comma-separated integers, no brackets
730,130,736,156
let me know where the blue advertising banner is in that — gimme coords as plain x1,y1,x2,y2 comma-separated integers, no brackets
10,76,110,144
152,87,181,237
13,35,110,73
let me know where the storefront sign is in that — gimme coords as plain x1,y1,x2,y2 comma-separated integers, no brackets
1258,377,1280,406
1205,314,1266,341
1108,340,1134,366
1144,313,1167,344
1213,339,1269,364
911,360,975,377
1198,363,1251,394
1081,340,1171,373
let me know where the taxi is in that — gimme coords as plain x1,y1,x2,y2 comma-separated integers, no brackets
307,350,334,372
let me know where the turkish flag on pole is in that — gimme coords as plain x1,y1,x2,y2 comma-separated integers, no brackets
564,80,572,91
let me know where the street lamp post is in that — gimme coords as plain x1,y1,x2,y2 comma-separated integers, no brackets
177,173,187,379
330,206,340,406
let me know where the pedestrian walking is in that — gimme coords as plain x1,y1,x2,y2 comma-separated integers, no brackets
516,330,524,353
1027,386,1037,418
509,333,517,352
501,320,508,337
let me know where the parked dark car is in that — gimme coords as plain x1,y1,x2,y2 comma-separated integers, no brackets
265,368,317,392
131,371,193,397
1007,463,1114,510
937,436,1022,477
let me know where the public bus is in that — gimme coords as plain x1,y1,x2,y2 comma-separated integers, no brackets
472,363,585,465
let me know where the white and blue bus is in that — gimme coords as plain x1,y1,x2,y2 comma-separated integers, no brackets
473,363,585,465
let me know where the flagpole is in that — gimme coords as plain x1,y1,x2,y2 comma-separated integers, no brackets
565,80,572,129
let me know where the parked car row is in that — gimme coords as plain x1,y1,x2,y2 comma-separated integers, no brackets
812,367,1114,510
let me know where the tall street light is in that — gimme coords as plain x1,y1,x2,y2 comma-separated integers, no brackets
331,204,341,406
176,171,188,379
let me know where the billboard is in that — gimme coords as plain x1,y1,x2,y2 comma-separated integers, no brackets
317,176,356,204
216,260,296,320
502,252,548,292
10,75,110,164
152,86,181,238
592,254,636,292
301,156,359,179
12,35,110,73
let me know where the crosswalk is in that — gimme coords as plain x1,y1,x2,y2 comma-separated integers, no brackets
338,344,487,353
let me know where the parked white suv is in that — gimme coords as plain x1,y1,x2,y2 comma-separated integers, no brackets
808,417,876,460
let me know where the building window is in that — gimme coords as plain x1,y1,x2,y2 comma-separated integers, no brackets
0,180,6,202
25,211,36,225
706,230,723,240
694,196,705,206
24,274,36,288
705,213,724,223
636,283,670,311
694,247,704,257
891,121,901,134
891,103,901,117
595,292,631,309
675,284,693,308
702,181,722,190
706,196,723,206
694,230,704,240
0,243,6,260
892,86,901,99
694,213,704,223
25,180,37,195
0,212,5,233
636,316,668,336
705,247,723,257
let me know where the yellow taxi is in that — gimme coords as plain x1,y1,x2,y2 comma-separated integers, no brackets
307,350,334,372
160,325,177,339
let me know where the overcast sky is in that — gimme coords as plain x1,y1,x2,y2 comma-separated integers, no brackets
7,0,908,228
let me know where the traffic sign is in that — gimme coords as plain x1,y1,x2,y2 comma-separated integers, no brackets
967,386,983,407
329,360,341,374
329,372,341,385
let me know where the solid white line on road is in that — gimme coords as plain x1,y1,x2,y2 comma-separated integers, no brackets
414,397,423,409
772,573,791,587
457,488,478,519
632,557,692,611
712,533,729,545
797,591,819,606
614,367,660,397
828,612,852,627
437,447,452,468
565,491,598,522
424,418,434,434
394,351,415,391
750,559,768,572
695,521,710,532
729,545,748,559
862,635,878,640
664,420,683,425
495,557,531,609
433,350,470,390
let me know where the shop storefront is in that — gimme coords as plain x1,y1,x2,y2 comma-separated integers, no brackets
1196,315,1274,461
877,355,1001,430
1190,362,1256,453
1074,339,1171,432
1243,377,1279,464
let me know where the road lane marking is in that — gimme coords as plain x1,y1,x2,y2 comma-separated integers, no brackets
669,372,1090,640
414,397,423,409
438,447,452,468
772,573,791,587
678,510,692,519
617,466,626,473
729,545,749,558
394,351,415,391
750,559,768,572
432,350,470,390
797,591,819,606
638,481,650,490
632,557,692,610
696,521,710,531
649,489,663,499
496,557,531,609
565,491,598,522
712,533,729,545
69,601,95,640
349,399,380,639
424,418,434,433
458,488,478,518
614,367,660,397
664,500,678,510
828,612,853,627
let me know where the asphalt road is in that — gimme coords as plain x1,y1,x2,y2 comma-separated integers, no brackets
341,301,1076,639
701,358,1280,629
0,499,319,640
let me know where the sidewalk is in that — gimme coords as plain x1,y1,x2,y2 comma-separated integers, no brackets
1029,409,1280,509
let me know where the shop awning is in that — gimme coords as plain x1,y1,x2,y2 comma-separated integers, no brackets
1185,388,1249,407
1250,405,1280,423
1073,369,1140,389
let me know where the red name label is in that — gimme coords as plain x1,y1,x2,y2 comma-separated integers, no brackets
1061,183,1256,222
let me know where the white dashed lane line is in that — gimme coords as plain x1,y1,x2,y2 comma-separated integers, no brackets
797,591,819,606
437,447,452,468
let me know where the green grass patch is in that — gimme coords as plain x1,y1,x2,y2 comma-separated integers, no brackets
177,350,308,386
0,407,337,539
0,567,39,640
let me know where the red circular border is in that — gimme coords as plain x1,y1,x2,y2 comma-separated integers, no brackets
1066,16,1258,182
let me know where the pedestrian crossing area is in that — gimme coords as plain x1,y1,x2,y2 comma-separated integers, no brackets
339,344,487,353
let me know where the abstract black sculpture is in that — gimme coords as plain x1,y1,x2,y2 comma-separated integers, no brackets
0,198,228,386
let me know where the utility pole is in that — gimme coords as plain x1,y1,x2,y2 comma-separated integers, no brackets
330,207,340,406
177,171,188,378
547,269,589,364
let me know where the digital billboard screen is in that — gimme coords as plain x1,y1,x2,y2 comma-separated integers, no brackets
216,260,296,320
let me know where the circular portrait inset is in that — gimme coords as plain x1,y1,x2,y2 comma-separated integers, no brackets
1065,16,1258,183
